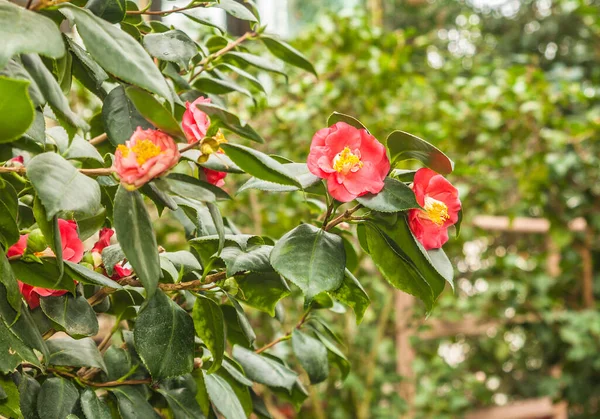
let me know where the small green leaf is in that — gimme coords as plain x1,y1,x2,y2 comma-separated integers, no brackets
47,337,107,372
237,272,290,317
221,143,301,187
111,387,161,419
313,329,350,380
0,180,20,250
0,76,34,143
10,259,75,294
220,245,273,276
0,1,65,69
40,293,99,338
166,173,230,202
144,29,197,68
32,196,63,279
238,163,321,194
158,387,205,419
357,177,419,212
0,320,38,374
0,252,20,313
204,372,246,419
80,388,111,419
36,378,78,419
226,52,286,80
270,224,346,301
291,329,329,384
18,374,40,419
330,269,370,324
125,86,184,138
27,153,102,219
212,0,258,22
232,346,298,391
114,186,161,299
195,101,264,143
194,76,252,99
192,294,225,374
134,290,195,379
327,112,369,132
262,35,316,76
182,11,226,33
86,0,126,24
103,85,152,146
386,130,454,174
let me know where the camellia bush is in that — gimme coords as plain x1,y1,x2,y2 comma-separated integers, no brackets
0,1,462,417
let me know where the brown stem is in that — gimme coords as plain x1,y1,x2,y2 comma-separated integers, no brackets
179,141,200,154
126,2,209,16
189,31,257,81
89,133,108,146
21,364,152,388
0,166,115,177
255,310,311,354
324,204,363,231
26,0,34,9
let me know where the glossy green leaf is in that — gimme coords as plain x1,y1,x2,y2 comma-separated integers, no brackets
192,294,225,374
144,30,197,68
0,76,34,143
204,372,246,419
10,259,75,293
40,293,99,338
67,37,108,94
36,377,78,419
0,1,65,69
220,245,273,276
386,130,454,175
86,0,126,23
59,4,171,101
213,0,258,22
330,269,370,324
221,143,301,187
27,152,102,219
291,329,329,384
216,364,253,417
0,179,19,250
134,290,195,379
194,101,264,143
270,223,346,301
32,196,63,279
65,261,123,289
271,379,308,411
327,112,369,131
8,303,49,363
194,76,252,99
18,374,40,419
158,387,205,419
114,186,161,299
102,85,152,146
21,54,88,130
219,63,267,94
232,346,298,391
226,52,287,80
125,87,184,137
313,329,350,380
238,163,321,193
111,387,160,419
80,388,111,419
0,252,20,313
182,11,226,33
47,337,107,372
0,320,37,373
237,272,290,317
262,35,317,76
357,177,419,212
166,173,230,202
64,134,104,162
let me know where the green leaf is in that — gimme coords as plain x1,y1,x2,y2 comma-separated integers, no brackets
125,86,185,138
194,76,252,99
192,294,225,374
21,54,88,130
227,296,256,346
8,303,49,363
18,374,40,419
213,0,258,22
0,320,38,373
261,35,316,76
216,364,253,417
101,244,125,277
40,293,99,338
0,179,20,249
194,101,264,143
10,259,75,293
237,272,290,317
220,245,273,276
0,252,20,313
291,329,328,384
219,63,267,94
221,144,301,187
0,376,19,417
86,0,126,23
0,1,65,69
114,186,161,299
27,152,102,219
67,37,108,94
330,269,370,324
59,4,171,101
238,163,321,194
111,387,160,419
32,196,63,279
270,224,346,301
80,388,111,419
327,112,369,132
64,134,104,162
47,337,107,372
386,130,454,175
104,346,132,381
357,177,419,212
0,76,34,143
166,173,230,202
102,85,152,146
312,329,350,380
134,290,195,379
226,52,286,80
271,379,308,411
158,387,205,419
182,11,226,33
204,372,246,419
232,346,298,391
192,369,211,417
36,377,78,419
143,30,197,68
200,152,243,173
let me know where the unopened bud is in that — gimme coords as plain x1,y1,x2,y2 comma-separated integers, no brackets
26,229,47,253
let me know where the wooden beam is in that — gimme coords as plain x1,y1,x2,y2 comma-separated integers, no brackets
465,397,557,419
472,215,586,233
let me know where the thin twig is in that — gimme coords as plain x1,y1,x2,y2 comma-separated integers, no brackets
126,2,209,16
0,166,115,177
255,310,312,354
324,204,363,231
21,364,152,388
189,31,257,81
26,0,34,9
89,133,108,146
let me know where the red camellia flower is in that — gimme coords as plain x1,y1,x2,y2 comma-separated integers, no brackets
7,234,28,257
203,167,226,187
58,219,84,263
408,168,461,250
182,96,212,144
18,282,68,309
307,122,390,202
113,127,180,191
92,227,114,254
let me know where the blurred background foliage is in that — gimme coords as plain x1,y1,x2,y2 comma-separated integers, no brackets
79,0,600,416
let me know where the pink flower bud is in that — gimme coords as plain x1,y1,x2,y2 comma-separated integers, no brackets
113,127,180,191
202,167,226,187
58,219,84,263
307,122,390,202
408,168,461,250
182,96,212,144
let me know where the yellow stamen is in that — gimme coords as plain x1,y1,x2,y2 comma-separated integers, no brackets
117,144,130,158
130,139,163,165
421,196,450,226
333,147,363,175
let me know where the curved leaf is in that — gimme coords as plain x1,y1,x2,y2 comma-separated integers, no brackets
356,177,419,212
386,130,454,175
192,294,225,374
0,76,34,143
